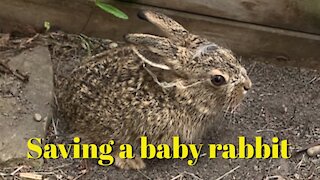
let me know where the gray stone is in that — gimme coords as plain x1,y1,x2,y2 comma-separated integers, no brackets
109,42,118,49
0,46,53,167
34,113,42,122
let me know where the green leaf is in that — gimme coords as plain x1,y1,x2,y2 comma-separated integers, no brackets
95,0,128,20
44,21,51,31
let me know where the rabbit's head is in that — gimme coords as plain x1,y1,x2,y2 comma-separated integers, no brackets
125,10,252,114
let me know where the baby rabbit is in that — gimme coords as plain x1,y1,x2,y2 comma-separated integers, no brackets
56,10,252,170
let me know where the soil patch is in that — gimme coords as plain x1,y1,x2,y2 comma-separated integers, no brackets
0,32,319,179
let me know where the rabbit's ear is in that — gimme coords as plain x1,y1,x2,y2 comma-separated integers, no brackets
138,10,189,42
125,33,177,57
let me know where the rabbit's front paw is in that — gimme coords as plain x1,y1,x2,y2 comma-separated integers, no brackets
114,153,146,170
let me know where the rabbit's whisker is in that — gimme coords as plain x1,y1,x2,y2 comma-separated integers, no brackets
231,101,242,114
223,100,233,118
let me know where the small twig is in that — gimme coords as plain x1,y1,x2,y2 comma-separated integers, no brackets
19,172,42,180
290,106,297,121
307,171,315,180
215,165,240,180
248,61,257,76
295,154,306,170
52,117,59,136
171,173,183,180
0,172,7,180
17,33,39,49
256,129,277,133
293,141,320,155
171,171,202,180
82,50,109,64
10,166,25,176
58,169,68,179
79,34,92,57
25,33,39,44
53,93,60,111
0,60,11,73
184,172,202,180
33,171,56,175
15,69,29,82
307,76,320,84
0,60,29,82
265,175,286,180
73,170,87,180
51,163,73,170
138,170,152,180
200,153,207,157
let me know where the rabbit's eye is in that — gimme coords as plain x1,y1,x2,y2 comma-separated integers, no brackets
211,75,226,86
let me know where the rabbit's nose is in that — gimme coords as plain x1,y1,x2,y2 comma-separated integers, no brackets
243,78,252,91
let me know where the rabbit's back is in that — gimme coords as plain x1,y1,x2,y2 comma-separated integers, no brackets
57,47,193,146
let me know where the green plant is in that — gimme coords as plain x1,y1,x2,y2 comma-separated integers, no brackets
95,0,128,20
44,21,51,31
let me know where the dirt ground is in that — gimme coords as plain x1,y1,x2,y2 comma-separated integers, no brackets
0,32,319,180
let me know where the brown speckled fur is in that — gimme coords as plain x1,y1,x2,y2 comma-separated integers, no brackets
55,10,252,169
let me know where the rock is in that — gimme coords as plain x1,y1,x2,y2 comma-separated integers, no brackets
109,42,118,49
307,145,320,157
0,46,53,167
0,33,10,47
34,113,42,122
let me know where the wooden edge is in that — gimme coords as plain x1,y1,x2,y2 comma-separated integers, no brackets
0,0,319,69
121,0,320,35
